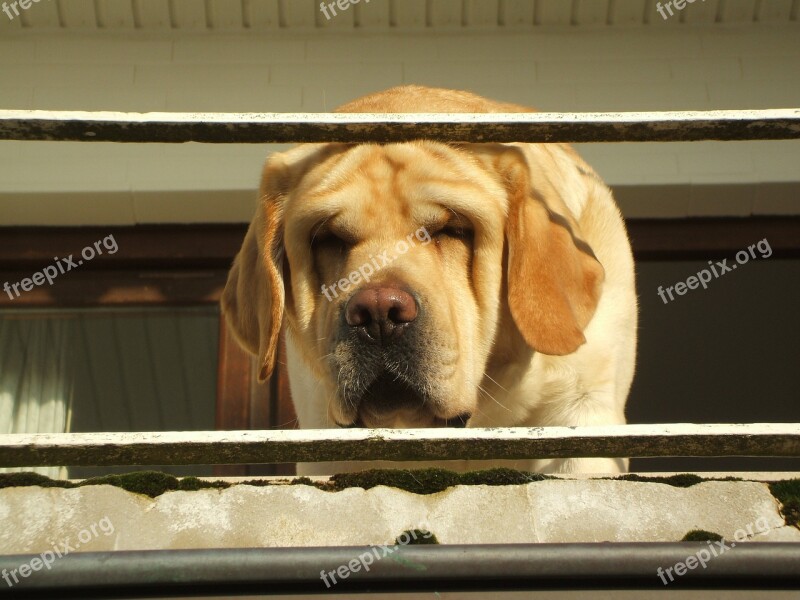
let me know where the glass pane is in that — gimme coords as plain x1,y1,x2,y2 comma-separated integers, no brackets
0,307,219,478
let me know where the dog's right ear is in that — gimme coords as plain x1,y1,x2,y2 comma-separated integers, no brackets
486,146,605,356
221,157,289,382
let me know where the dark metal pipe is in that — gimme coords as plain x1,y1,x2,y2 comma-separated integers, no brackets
0,543,799,598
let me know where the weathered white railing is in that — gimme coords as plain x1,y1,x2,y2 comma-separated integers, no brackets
1,424,799,467
0,108,798,143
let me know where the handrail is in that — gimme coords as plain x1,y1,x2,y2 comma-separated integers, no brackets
1,423,799,467
0,108,798,143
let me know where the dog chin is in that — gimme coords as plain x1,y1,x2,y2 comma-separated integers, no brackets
333,374,472,428
336,405,471,429
355,407,440,428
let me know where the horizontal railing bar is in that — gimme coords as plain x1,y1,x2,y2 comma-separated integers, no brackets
0,109,798,143
2,545,799,595
1,424,798,467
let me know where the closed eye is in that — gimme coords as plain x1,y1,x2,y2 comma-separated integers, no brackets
310,221,356,252
432,212,474,242
437,225,473,240
311,232,351,252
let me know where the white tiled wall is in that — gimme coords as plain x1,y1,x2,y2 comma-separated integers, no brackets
0,25,798,224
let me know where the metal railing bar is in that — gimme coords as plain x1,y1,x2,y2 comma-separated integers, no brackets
1,423,798,467
0,545,798,597
0,109,798,143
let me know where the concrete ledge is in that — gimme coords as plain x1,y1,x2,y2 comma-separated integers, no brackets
0,474,798,553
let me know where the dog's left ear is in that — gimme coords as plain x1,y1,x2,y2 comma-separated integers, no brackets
221,157,289,382
502,150,604,356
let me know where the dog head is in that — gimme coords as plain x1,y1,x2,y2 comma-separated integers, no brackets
222,86,604,429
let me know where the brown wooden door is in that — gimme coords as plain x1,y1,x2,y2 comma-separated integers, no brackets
215,321,297,476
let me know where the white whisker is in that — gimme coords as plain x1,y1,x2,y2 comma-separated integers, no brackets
476,383,513,413
483,372,510,393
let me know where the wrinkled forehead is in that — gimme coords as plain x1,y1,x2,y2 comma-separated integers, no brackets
284,142,506,234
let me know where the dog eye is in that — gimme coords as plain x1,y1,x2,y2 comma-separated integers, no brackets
436,225,473,241
311,231,353,252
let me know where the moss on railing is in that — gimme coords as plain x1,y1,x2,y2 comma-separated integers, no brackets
2,469,799,527
0,468,551,497
612,474,745,487
327,468,549,494
395,529,440,545
769,479,800,527
681,529,724,542
0,471,229,497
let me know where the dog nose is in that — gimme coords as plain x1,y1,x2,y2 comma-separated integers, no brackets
345,286,418,343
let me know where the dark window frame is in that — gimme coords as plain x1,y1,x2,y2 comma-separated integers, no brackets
1,217,798,474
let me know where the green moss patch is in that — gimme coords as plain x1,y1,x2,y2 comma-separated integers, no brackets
613,474,748,488
0,467,549,497
329,468,550,494
0,472,71,489
289,476,317,487
682,529,723,542
395,529,439,545
613,474,706,488
4,468,786,502
0,471,230,498
769,478,800,528
459,468,549,487
175,476,230,493
78,471,179,497
78,472,230,497
330,468,460,494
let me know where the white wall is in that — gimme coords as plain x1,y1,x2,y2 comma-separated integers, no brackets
1,24,798,225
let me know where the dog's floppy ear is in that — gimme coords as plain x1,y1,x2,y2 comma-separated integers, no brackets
221,158,289,382
502,150,604,356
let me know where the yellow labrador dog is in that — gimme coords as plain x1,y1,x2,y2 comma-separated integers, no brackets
222,86,637,474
